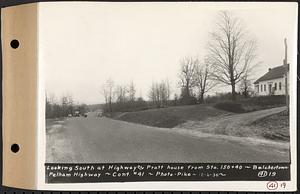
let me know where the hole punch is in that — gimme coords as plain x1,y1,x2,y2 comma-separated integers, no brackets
11,144,20,153
10,39,20,49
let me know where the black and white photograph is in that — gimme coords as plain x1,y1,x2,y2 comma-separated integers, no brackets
41,2,297,186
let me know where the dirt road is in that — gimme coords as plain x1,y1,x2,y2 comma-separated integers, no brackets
46,110,289,163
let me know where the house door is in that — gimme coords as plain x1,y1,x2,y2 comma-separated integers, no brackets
268,84,272,95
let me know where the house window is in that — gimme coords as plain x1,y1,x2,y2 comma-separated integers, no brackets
279,82,282,90
261,85,263,92
274,83,277,90
264,84,266,91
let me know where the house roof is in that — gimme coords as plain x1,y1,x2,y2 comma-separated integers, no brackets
254,64,288,84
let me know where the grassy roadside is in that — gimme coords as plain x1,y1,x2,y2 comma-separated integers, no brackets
176,106,287,139
113,104,230,128
249,110,289,142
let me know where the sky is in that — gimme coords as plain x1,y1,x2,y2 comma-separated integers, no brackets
39,2,298,105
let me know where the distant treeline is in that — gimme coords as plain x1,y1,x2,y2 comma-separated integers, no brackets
102,90,285,115
46,94,89,119
101,79,180,114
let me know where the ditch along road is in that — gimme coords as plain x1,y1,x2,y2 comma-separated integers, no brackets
46,108,289,163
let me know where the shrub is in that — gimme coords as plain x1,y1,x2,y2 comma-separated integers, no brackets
179,96,198,105
205,92,244,103
103,98,149,113
214,101,245,113
239,95,286,107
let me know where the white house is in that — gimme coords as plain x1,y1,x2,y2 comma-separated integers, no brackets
254,64,289,96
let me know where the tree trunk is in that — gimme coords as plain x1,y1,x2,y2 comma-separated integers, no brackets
199,92,204,104
244,89,248,98
231,83,236,101
109,99,112,112
186,86,190,97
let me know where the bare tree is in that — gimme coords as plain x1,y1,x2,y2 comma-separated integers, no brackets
207,11,258,100
45,92,81,118
165,79,171,103
178,57,198,98
66,94,74,115
195,58,216,103
148,80,171,108
148,82,160,107
46,92,53,118
101,78,115,112
239,70,253,98
159,79,171,107
46,92,56,104
115,85,128,103
61,95,69,116
128,81,136,102
101,84,109,108
174,93,179,106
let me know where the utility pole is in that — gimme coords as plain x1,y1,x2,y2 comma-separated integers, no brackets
284,38,289,111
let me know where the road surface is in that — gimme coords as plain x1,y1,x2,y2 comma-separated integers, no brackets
46,112,289,163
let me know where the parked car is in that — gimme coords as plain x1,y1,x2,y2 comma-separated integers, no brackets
97,111,103,117
74,111,80,117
